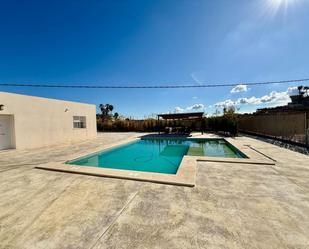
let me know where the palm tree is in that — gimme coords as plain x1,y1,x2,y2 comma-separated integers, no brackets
108,104,114,113
99,104,114,118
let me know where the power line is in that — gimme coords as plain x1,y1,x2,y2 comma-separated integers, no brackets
0,78,308,89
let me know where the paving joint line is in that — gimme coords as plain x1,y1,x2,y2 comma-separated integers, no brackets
246,145,277,162
89,190,140,249
245,145,308,191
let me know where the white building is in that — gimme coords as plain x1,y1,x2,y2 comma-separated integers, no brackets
0,92,97,150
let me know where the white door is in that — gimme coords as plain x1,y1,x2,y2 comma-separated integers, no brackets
0,115,13,150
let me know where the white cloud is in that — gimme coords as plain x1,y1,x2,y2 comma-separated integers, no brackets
261,91,288,104
214,99,236,108
287,86,299,96
214,87,294,108
172,104,205,113
189,104,205,110
230,84,248,93
174,107,184,113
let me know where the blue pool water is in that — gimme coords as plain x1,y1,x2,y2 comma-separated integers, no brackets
67,138,247,174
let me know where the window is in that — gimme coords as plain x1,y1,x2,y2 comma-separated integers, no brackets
73,116,86,128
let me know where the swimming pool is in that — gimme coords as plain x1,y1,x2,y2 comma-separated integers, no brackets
66,138,247,175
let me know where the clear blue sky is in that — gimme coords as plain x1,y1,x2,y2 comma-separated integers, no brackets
1,0,309,118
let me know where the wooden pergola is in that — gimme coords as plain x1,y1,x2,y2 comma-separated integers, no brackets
157,112,205,134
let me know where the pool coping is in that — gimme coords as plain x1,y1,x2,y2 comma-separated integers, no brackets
35,135,275,187
36,155,197,187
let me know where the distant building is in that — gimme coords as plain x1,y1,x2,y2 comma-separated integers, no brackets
288,86,309,108
256,86,309,114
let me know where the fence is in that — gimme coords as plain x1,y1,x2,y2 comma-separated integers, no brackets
238,112,309,147
97,118,204,132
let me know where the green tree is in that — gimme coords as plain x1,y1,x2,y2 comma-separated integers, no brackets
99,104,114,118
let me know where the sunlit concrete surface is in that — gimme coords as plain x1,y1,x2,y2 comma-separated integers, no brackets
1,132,309,249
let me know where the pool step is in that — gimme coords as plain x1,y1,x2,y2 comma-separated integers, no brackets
187,147,204,156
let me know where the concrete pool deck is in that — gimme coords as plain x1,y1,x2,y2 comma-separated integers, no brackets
1,132,309,248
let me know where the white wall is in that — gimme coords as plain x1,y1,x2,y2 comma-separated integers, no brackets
0,92,97,149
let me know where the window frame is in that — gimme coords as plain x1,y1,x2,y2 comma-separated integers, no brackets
73,116,87,129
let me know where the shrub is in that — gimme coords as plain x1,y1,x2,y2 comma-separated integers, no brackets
207,115,238,136
97,118,206,133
